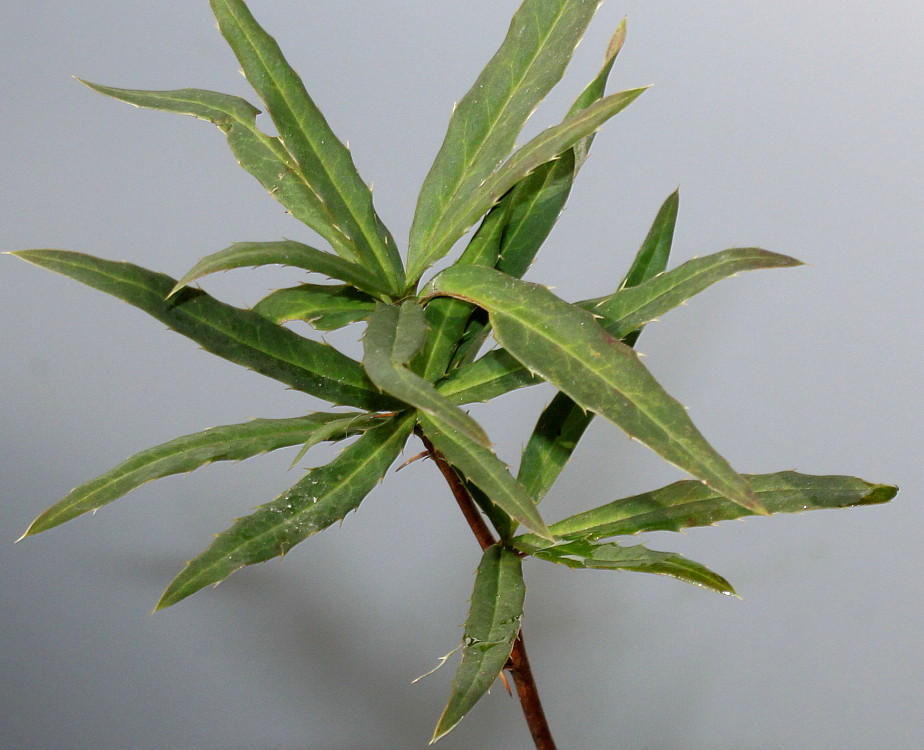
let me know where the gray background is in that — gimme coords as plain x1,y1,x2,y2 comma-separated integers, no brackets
1,1,920,748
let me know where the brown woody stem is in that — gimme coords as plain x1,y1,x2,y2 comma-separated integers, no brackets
415,427,557,750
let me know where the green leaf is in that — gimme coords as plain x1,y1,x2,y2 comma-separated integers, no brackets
618,187,680,293
432,545,525,743
513,538,736,596
409,0,601,284
10,250,393,410
437,349,542,405
418,413,553,541
21,413,377,537
252,283,376,331
424,265,762,513
516,472,898,544
79,82,393,283
587,247,803,340
156,413,414,609
409,87,648,282
363,303,490,447
169,241,388,299
209,0,404,292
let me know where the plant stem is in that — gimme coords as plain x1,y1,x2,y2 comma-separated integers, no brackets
416,427,558,750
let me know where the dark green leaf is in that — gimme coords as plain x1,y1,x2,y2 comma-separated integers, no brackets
437,349,542,405
432,545,525,743
410,87,648,282
363,303,490,447
210,0,404,292
11,250,393,410
156,413,414,609
169,241,387,299
619,188,680,291
252,283,376,331
21,413,377,537
514,538,736,596
409,0,601,283
425,265,761,513
516,471,898,544
418,413,553,541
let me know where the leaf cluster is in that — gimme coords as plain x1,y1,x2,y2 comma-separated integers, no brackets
9,0,896,743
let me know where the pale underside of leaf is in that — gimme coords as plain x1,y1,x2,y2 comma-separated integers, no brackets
22,413,377,537
432,545,525,743
10,250,393,411
156,413,414,609
409,0,601,283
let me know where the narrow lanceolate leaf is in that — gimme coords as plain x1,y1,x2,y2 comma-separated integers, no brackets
409,87,648,282
156,413,413,609
586,248,803,339
22,413,378,537
418,414,553,541
432,545,525,743
169,241,386,299
515,472,898,545
425,265,762,513
210,0,404,292
253,283,375,331
618,188,680,293
512,538,735,596
437,349,542,405
80,83,392,290
409,0,601,284
363,303,489,447
11,250,393,411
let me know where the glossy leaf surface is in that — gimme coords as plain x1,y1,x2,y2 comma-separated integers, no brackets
11,250,392,410
418,414,553,541
409,0,600,282
23,413,377,537
157,413,413,609
515,538,734,595
169,241,387,299
425,264,761,512
432,545,525,743
253,283,375,331
210,0,404,291
363,303,490,447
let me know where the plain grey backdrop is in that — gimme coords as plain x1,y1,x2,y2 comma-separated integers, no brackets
2,2,921,748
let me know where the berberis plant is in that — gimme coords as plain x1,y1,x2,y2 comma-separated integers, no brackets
10,1,898,747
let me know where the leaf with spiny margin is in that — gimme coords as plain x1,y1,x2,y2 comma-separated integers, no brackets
409,0,601,284
210,0,404,292
10,250,392,411
437,349,542,405
253,283,376,331
514,472,898,547
363,303,490,448
432,545,525,743
156,413,414,609
424,265,762,513
169,241,387,299
80,82,392,288
22,413,378,537
512,538,735,596
409,87,648,283
418,413,553,541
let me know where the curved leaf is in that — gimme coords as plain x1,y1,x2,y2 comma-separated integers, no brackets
409,87,648,282
363,303,490,447
253,283,375,331
210,0,404,292
22,413,377,537
170,241,387,299
11,250,393,410
516,471,898,544
514,538,736,596
437,349,542,405
418,413,553,541
409,0,601,283
424,265,762,513
432,545,525,743
156,413,414,609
